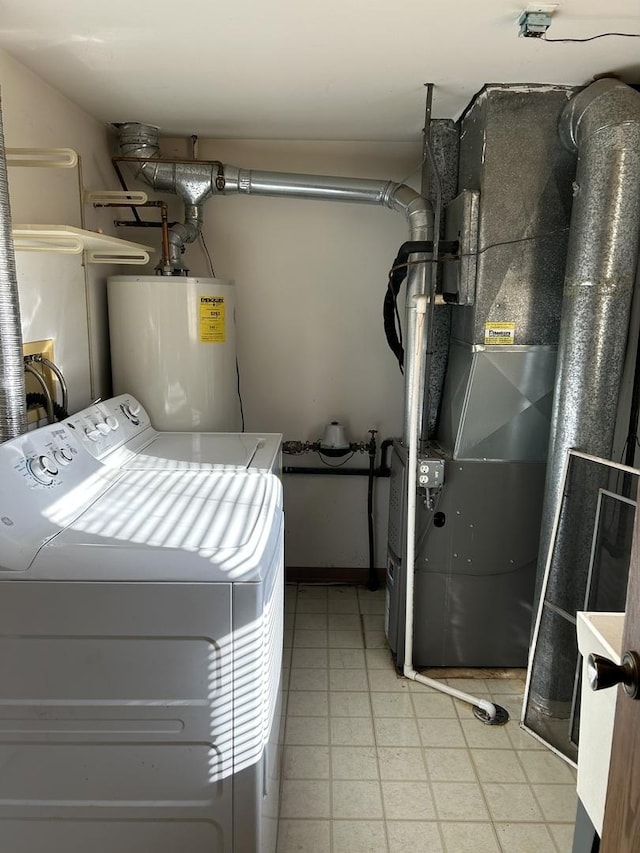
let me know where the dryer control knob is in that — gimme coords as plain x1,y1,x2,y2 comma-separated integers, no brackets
105,416,119,431
96,421,111,436
85,427,100,441
127,401,141,416
53,448,73,466
29,454,59,483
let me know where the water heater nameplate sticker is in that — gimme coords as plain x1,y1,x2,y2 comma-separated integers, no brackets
484,322,515,345
199,296,226,343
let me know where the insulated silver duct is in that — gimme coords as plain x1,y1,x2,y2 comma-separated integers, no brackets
0,92,27,442
538,78,640,587
531,79,640,712
117,123,432,444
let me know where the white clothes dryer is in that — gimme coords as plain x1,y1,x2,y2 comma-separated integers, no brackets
0,421,284,853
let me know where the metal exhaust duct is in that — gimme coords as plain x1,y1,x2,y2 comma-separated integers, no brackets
532,78,640,711
0,92,27,442
117,123,433,444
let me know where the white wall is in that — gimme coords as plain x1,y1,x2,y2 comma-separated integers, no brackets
134,136,423,569
1,47,121,408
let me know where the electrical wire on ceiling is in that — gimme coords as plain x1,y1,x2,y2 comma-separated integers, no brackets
543,31,640,43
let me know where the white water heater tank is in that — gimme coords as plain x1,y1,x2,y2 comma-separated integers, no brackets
108,275,240,431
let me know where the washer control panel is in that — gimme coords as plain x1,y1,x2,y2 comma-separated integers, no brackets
0,423,118,572
64,394,152,461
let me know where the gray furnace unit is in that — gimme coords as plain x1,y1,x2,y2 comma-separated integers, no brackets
386,85,577,669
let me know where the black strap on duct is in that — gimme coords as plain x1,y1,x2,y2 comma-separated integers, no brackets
383,239,458,371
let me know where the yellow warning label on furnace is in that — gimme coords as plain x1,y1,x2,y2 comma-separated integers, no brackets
199,296,226,343
484,322,515,346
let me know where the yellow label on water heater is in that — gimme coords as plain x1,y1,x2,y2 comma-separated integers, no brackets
484,321,515,346
199,296,226,343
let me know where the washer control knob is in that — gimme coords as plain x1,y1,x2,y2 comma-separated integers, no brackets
53,448,73,466
85,427,100,441
29,454,59,483
127,401,141,416
96,421,111,436
105,415,119,431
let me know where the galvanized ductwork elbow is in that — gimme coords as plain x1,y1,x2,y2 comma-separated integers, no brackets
166,204,203,274
559,77,640,151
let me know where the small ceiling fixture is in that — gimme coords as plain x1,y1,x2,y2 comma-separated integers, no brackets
518,5,558,38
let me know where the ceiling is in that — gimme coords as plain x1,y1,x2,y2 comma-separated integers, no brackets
0,0,639,141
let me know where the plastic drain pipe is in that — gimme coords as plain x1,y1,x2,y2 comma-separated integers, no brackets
403,294,502,724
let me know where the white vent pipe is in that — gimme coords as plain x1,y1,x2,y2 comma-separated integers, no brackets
403,294,498,720
117,123,432,444
0,92,27,442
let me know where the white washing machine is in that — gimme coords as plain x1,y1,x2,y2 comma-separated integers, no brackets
64,394,282,475
0,420,284,853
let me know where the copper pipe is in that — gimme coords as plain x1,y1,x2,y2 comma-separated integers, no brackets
112,159,141,222
95,200,172,272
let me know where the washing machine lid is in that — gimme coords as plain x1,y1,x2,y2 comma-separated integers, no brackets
63,396,281,473
31,470,283,583
125,432,282,473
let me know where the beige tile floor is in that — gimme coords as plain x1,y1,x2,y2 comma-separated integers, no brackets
277,584,577,853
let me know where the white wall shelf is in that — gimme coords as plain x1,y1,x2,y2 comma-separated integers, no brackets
6,147,78,168
8,149,153,264
12,225,153,264
84,190,148,205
